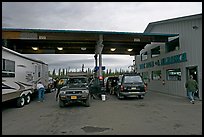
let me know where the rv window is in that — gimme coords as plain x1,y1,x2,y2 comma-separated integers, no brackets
38,65,41,77
2,59,15,77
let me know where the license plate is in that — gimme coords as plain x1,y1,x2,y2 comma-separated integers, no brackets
71,96,77,99
131,87,136,90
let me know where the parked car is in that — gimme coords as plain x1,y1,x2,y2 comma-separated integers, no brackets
58,76,90,107
114,73,147,99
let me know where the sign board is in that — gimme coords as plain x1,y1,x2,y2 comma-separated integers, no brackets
94,66,105,71
20,33,38,40
139,52,187,69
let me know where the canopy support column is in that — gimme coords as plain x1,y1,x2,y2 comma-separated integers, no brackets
95,34,104,77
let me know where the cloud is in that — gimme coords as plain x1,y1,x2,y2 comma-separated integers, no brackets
2,2,202,72
2,2,201,32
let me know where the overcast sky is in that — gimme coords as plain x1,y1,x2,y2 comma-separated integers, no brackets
2,2,202,72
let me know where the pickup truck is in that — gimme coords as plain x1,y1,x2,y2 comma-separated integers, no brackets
58,76,90,107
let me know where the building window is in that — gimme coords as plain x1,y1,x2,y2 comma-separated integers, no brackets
152,70,161,80
141,51,148,61
151,46,160,58
166,68,181,81
2,58,15,77
166,36,180,53
142,71,149,83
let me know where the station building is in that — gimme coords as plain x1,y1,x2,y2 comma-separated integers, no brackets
135,13,202,100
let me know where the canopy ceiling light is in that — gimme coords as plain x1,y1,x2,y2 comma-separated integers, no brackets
127,48,133,52
32,47,38,50
110,48,116,52
57,47,63,50
81,47,87,51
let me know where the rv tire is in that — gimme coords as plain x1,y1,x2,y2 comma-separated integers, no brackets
16,96,25,107
25,94,31,104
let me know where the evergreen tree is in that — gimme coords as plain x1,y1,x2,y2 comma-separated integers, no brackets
52,69,56,77
62,68,65,76
109,69,112,74
58,68,61,77
106,69,109,75
82,64,84,72
120,68,122,74
65,68,68,76
48,71,51,77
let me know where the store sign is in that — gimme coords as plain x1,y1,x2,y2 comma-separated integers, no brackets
139,52,187,69
20,33,38,39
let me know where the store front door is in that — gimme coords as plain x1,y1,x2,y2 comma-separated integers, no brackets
186,66,199,98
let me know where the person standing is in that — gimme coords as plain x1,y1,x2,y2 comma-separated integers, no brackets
55,79,64,101
37,81,45,102
185,75,198,104
53,78,59,92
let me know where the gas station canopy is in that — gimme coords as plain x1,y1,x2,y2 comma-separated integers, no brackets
2,28,178,55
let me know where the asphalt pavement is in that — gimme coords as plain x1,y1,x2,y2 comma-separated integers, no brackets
2,90,202,135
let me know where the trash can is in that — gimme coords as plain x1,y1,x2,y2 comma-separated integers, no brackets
101,94,106,101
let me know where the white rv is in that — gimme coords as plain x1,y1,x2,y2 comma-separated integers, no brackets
2,46,49,107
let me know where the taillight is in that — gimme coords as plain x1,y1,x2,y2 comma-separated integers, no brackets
144,84,147,91
120,85,124,91
98,76,104,87
99,76,103,80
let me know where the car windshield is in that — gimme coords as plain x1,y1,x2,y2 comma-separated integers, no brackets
67,77,88,88
123,76,143,83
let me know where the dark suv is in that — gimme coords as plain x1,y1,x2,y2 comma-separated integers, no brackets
58,76,90,107
114,73,147,99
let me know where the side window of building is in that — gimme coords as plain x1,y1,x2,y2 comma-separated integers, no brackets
141,51,148,61
2,58,15,77
152,70,161,80
166,36,180,53
151,46,160,58
166,68,181,81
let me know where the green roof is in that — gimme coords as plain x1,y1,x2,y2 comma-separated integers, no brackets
2,28,178,37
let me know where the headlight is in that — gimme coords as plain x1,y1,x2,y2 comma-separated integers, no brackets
60,91,66,94
82,90,89,93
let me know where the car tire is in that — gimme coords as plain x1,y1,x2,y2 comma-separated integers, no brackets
84,95,90,107
25,94,31,104
16,96,25,107
117,92,123,99
59,100,65,108
138,95,144,99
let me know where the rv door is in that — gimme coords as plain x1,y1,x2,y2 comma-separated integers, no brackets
33,63,42,82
